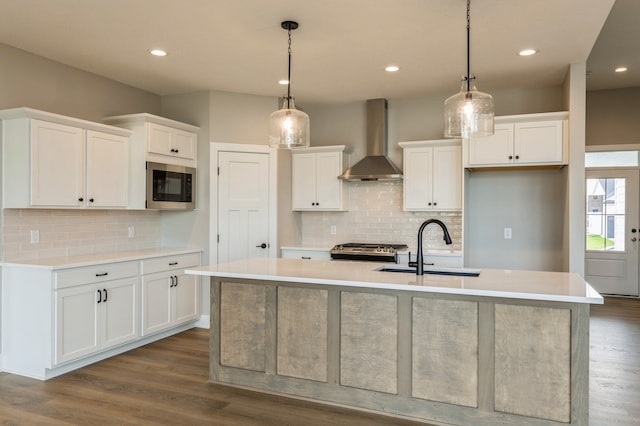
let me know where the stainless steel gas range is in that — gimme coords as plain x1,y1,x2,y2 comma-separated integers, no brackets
330,243,408,263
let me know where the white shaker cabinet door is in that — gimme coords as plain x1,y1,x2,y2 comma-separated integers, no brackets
86,130,129,208
30,119,85,207
514,120,564,164
315,151,343,209
100,277,139,350
173,272,200,325
432,145,462,210
403,147,434,210
141,272,173,336
291,152,318,209
467,124,514,166
55,285,100,364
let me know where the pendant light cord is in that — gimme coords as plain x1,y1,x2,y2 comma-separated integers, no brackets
466,0,471,92
287,25,292,109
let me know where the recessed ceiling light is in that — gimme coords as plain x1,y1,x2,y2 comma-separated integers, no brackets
385,65,400,72
615,67,628,73
518,49,537,56
278,79,289,85
149,49,167,57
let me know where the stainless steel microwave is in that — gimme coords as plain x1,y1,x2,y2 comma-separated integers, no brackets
146,162,196,209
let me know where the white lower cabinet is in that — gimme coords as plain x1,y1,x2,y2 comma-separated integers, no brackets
55,277,138,364
141,253,201,336
0,250,201,380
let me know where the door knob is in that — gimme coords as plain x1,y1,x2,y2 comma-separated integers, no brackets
256,243,268,249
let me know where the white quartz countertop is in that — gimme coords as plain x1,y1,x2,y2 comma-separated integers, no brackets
0,248,202,270
186,257,603,304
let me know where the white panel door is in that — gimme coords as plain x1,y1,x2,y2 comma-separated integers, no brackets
218,151,270,263
585,169,639,296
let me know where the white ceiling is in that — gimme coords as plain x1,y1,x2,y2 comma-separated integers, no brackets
0,0,627,104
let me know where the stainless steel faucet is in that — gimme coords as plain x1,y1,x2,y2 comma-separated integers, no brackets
415,219,453,275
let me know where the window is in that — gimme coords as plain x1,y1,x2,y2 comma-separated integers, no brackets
586,177,626,251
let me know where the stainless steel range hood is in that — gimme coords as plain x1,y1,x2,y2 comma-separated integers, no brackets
338,98,403,181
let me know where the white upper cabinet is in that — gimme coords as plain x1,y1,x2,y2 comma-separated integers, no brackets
104,113,199,167
291,145,351,211
147,122,197,162
0,108,131,209
400,139,462,211
104,113,199,209
465,112,568,168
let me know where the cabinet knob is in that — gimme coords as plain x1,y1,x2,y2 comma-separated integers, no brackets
256,243,268,249
428,202,432,206
89,198,94,203
78,197,84,202
508,155,513,160
515,155,520,160
433,202,437,206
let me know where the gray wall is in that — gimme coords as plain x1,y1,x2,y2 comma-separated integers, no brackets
586,87,640,146
0,43,160,119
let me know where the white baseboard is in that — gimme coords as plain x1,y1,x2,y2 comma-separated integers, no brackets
195,315,210,329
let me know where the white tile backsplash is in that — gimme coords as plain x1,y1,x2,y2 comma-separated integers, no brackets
301,181,462,251
1,209,162,262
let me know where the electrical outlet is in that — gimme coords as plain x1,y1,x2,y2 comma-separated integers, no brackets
128,226,135,238
504,227,512,239
30,229,39,244
330,225,337,235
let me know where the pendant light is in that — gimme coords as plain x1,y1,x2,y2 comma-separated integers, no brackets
269,20,310,149
444,0,494,139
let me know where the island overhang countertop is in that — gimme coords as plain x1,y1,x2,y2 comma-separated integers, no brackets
186,257,603,304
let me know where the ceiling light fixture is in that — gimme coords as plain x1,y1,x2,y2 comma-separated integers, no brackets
149,49,167,57
444,0,494,139
518,49,537,56
615,67,628,73
269,20,310,149
385,65,400,72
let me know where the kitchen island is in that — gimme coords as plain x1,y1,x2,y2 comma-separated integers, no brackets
186,258,602,426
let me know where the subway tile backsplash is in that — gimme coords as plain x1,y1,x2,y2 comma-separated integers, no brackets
1,209,162,262
301,181,462,250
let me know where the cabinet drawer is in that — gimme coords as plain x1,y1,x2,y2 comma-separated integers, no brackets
140,253,200,275
55,261,138,289
281,248,331,260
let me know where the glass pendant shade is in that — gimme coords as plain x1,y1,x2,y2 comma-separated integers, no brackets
444,80,494,139
269,97,310,148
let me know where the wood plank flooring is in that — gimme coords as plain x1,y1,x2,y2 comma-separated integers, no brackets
589,297,640,426
0,296,638,425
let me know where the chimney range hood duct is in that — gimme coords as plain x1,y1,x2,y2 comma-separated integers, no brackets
338,98,403,181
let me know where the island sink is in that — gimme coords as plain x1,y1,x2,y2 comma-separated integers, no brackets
376,265,480,277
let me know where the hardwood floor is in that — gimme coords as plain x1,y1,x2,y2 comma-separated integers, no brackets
0,296,638,425
589,297,640,426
